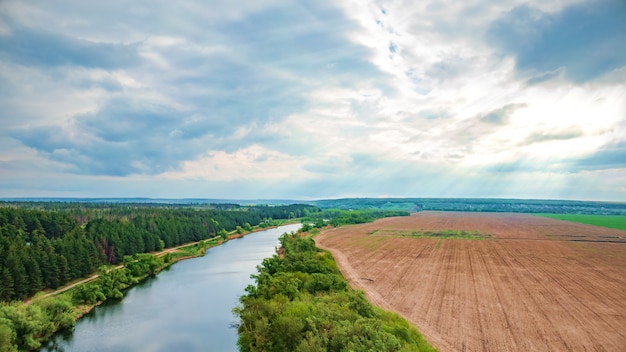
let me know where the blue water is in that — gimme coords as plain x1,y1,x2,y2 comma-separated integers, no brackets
41,224,301,352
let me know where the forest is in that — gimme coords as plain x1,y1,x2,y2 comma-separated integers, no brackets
0,203,319,302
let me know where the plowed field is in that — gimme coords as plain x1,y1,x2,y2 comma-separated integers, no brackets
315,212,626,352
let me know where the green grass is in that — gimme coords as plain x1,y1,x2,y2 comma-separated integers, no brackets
409,230,488,239
375,229,489,240
536,214,626,231
169,238,222,260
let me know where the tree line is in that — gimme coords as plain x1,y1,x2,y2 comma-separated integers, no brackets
0,204,319,302
302,209,409,228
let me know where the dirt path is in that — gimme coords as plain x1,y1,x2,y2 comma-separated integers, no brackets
38,274,99,299
27,236,222,304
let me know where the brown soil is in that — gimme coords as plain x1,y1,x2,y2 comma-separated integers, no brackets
315,212,626,352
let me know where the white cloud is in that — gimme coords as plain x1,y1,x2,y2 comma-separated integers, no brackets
161,145,313,181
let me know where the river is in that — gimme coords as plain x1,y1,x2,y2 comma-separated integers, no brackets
40,224,302,352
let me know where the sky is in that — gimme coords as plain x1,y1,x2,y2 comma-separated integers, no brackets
0,0,625,201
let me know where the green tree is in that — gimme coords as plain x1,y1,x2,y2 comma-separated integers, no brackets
0,270,14,302
4,253,27,300
0,319,17,352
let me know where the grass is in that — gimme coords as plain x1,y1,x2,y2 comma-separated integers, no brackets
303,228,320,238
408,230,488,239
374,228,489,240
170,238,223,259
536,214,626,231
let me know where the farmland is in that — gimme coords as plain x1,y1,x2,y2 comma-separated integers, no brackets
315,211,626,351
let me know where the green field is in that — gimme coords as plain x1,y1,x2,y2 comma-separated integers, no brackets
536,214,626,231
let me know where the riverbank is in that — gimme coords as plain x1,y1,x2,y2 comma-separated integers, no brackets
1,223,294,352
38,223,302,352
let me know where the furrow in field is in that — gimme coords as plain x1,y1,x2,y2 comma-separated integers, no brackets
508,241,625,351
476,240,523,351
315,212,626,352
466,244,486,352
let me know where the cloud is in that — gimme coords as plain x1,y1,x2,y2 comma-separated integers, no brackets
5,1,387,177
486,142,626,174
479,103,527,125
521,128,584,146
161,144,311,181
212,3,383,83
414,108,452,120
525,68,564,85
487,0,626,83
573,143,626,171
425,56,472,83
10,97,201,176
0,26,141,69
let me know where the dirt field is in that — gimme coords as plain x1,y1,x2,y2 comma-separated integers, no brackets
315,212,626,352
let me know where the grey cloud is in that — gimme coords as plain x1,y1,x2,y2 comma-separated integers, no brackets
213,2,384,86
10,126,72,152
479,103,527,125
154,2,384,138
521,128,584,146
573,143,626,171
425,57,470,82
10,98,203,176
4,0,389,177
487,0,626,83
75,99,189,143
167,54,310,138
70,74,124,92
486,142,626,174
305,153,397,179
526,68,564,85
0,26,141,69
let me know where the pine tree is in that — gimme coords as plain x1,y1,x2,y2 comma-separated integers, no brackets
0,268,14,301
5,253,27,300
